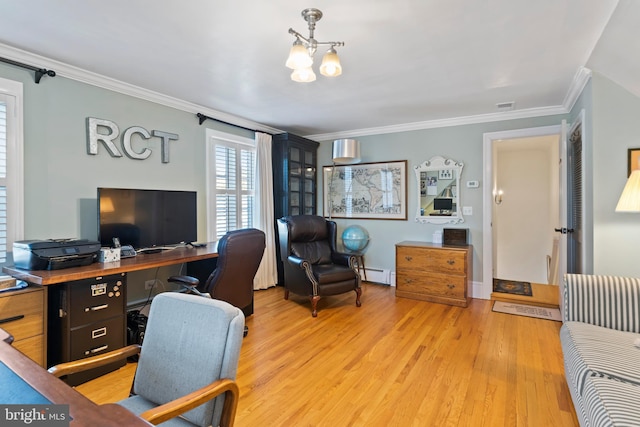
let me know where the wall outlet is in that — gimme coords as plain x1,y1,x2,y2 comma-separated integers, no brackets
145,279,159,290
463,206,473,215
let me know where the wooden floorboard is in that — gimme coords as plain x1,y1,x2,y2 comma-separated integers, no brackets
76,283,578,426
491,283,560,308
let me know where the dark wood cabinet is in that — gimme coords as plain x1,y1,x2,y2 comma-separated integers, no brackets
272,133,319,285
272,133,319,217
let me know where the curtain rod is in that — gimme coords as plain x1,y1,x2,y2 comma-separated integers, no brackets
196,113,273,135
0,56,56,84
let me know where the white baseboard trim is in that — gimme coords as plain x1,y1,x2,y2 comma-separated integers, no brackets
471,281,487,300
361,267,391,285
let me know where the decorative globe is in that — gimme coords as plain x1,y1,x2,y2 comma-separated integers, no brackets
342,225,370,252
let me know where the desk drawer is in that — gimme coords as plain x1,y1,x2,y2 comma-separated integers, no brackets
396,272,466,299
67,274,126,327
0,288,44,341
13,334,44,366
69,316,125,360
66,316,125,386
396,247,466,275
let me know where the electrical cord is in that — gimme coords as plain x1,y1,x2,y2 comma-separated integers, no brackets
139,267,161,313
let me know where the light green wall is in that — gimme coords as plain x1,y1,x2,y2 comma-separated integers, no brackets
317,115,567,284
0,62,252,243
5,59,639,289
591,72,640,276
0,62,254,305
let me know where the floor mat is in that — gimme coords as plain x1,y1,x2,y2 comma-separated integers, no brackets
492,300,561,321
492,279,532,296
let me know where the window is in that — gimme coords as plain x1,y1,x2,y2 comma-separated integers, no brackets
0,77,24,267
206,130,256,240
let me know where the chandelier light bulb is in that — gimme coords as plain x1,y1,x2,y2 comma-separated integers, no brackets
320,47,342,77
286,8,345,82
286,40,313,70
291,67,317,83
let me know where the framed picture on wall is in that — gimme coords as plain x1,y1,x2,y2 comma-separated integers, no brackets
322,160,407,220
628,148,640,176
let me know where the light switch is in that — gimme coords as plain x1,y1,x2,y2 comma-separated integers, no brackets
466,180,479,188
463,206,473,215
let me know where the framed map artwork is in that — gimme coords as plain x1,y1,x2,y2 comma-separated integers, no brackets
323,160,407,220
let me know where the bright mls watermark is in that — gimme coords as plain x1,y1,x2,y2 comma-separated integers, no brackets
0,405,69,426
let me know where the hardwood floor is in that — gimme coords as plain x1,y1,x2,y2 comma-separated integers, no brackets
76,283,578,426
491,283,560,308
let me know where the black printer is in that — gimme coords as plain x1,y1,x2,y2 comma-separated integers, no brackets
13,239,101,271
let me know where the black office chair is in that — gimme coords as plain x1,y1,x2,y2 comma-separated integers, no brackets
169,228,266,336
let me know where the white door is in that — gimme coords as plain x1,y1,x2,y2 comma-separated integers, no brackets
551,119,568,285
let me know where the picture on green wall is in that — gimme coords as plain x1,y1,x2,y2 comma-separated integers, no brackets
322,160,407,220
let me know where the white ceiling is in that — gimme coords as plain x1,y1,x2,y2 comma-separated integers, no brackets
0,0,636,138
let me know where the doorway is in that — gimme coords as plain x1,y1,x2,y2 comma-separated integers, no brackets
492,135,560,284
481,125,563,300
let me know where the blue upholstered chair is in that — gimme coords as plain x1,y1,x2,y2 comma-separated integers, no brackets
49,292,245,427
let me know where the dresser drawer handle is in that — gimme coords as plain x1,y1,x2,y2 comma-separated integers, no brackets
85,304,109,312
447,284,455,289
447,259,455,265
405,256,413,261
0,314,24,325
85,344,109,355
404,278,413,284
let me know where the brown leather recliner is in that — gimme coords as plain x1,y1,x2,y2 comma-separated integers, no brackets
277,215,361,317
169,228,266,335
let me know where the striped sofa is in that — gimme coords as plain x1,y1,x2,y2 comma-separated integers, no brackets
560,274,640,426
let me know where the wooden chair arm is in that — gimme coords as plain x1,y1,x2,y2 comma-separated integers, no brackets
140,378,239,427
0,327,14,344
48,344,141,378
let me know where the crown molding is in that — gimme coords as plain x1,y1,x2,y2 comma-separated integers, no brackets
306,67,592,141
562,66,592,112
305,105,569,141
0,43,591,142
0,43,282,135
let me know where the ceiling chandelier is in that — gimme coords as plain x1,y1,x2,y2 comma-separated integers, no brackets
286,8,344,83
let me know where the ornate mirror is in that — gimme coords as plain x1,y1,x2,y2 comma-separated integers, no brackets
414,156,464,224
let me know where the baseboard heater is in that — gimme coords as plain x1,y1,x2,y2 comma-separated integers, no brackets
362,267,391,285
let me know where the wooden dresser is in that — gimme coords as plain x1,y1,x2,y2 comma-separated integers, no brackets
0,286,45,366
395,241,473,307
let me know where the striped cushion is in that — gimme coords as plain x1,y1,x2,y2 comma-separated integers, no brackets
563,274,640,333
583,376,640,427
560,322,640,397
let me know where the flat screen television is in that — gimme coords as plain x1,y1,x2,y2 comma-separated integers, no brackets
98,188,197,249
433,197,453,213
